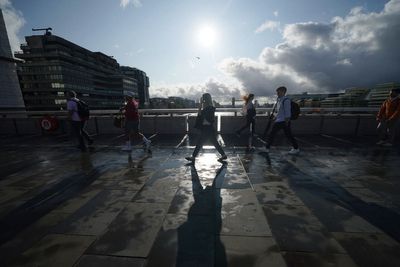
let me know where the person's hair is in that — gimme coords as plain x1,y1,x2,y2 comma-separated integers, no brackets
242,93,254,105
276,86,287,93
68,90,76,98
202,93,213,108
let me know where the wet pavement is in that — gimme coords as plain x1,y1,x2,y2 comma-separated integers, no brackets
0,133,399,267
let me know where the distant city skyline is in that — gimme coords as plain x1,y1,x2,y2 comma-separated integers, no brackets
1,0,399,101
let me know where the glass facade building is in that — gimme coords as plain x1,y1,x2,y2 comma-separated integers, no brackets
14,33,140,111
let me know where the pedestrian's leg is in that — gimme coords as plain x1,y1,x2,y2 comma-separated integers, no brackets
210,131,226,157
192,131,206,157
236,119,251,135
377,121,388,141
72,121,85,150
250,118,256,135
283,122,299,149
265,122,282,149
80,121,92,144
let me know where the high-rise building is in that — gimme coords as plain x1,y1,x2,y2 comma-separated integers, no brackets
0,9,25,111
120,66,150,108
366,82,400,107
14,32,138,111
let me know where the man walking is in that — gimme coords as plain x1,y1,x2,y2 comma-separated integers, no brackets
376,88,400,147
264,86,299,155
67,90,93,152
121,91,151,152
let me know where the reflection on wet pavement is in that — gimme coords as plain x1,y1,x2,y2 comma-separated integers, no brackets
0,134,399,267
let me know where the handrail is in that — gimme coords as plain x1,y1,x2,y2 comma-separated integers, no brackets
0,107,379,118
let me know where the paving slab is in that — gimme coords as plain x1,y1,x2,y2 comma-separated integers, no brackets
75,255,145,267
87,202,168,257
10,234,95,267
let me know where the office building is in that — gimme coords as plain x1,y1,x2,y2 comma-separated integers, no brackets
120,66,150,108
14,32,138,111
367,82,400,107
0,9,25,111
320,87,370,108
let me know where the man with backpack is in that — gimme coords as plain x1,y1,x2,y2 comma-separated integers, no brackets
67,90,93,152
264,86,300,155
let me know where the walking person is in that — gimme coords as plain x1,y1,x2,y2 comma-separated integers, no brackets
376,88,400,147
186,93,227,163
67,90,93,152
264,86,300,155
235,93,256,137
121,91,151,152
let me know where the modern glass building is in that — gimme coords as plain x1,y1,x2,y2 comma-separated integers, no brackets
14,32,140,111
120,66,150,108
366,82,400,107
0,9,25,111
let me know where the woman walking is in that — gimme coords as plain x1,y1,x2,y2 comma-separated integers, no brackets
185,93,227,163
235,93,256,137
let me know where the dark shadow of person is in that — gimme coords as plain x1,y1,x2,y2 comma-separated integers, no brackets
176,163,227,267
128,153,151,170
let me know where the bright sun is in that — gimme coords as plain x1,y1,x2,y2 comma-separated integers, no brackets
197,25,217,48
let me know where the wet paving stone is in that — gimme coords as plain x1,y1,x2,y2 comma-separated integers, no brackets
10,234,95,267
75,254,146,267
255,183,305,206
217,235,287,267
333,232,400,267
282,251,358,267
87,202,169,257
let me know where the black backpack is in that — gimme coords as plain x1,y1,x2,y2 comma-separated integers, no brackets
283,98,300,120
74,99,90,120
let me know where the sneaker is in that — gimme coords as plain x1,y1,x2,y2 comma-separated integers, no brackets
288,148,300,155
185,156,195,162
143,139,151,152
218,155,227,162
376,140,385,145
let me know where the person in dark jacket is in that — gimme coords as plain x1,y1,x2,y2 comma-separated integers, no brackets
235,93,256,136
186,93,227,163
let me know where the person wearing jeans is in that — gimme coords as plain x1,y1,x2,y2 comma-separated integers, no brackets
265,86,299,155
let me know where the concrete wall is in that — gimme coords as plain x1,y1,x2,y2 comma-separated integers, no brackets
0,115,378,136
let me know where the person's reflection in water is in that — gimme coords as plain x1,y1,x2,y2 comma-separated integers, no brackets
128,153,151,170
80,152,94,175
176,163,227,267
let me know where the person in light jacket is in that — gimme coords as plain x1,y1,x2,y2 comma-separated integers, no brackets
265,86,299,155
235,93,256,137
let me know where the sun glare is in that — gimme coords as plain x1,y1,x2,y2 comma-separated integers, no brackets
197,24,217,48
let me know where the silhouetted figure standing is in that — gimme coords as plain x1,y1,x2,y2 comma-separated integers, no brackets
67,90,93,152
186,93,227,163
376,88,400,147
235,93,256,137
264,86,299,155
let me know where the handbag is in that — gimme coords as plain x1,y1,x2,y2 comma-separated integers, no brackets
113,113,125,128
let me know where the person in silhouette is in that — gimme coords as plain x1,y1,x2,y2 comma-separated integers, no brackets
264,86,299,155
235,93,256,137
186,93,227,163
376,88,400,147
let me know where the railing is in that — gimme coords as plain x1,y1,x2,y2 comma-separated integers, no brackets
0,107,379,119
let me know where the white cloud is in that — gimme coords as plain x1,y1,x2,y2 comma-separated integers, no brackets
255,20,280,33
0,0,25,53
220,0,400,96
120,0,142,8
273,10,279,17
150,78,242,100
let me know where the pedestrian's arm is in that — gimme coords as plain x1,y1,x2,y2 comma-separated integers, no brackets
284,99,291,123
377,102,386,121
388,103,400,122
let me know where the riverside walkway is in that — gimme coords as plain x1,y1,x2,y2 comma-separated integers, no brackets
0,133,399,267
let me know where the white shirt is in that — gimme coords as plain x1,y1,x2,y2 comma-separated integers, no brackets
274,96,291,122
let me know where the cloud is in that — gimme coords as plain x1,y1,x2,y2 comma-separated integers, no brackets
120,0,142,8
0,0,25,53
255,20,280,33
220,0,400,96
273,10,279,17
150,78,242,100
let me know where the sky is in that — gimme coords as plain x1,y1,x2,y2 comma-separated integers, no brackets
1,0,399,102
